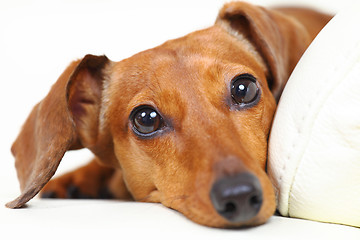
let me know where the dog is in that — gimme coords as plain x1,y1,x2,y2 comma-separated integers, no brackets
6,2,331,228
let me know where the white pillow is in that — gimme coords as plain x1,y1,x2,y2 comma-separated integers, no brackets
268,4,360,228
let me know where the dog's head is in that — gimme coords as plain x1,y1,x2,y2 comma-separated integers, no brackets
7,2,312,227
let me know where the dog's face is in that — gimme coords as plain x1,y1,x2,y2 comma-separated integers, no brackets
7,2,313,228
105,25,276,227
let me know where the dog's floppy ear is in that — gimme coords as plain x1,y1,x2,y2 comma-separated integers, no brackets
216,1,311,100
6,54,111,208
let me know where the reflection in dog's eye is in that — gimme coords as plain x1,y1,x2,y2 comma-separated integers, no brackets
133,107,162,135
231,74,259,105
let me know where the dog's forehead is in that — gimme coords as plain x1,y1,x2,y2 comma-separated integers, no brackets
107,25,268,120
113,25,266,88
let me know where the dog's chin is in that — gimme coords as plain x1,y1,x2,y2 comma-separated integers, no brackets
161,195,275,228
184,205,275,228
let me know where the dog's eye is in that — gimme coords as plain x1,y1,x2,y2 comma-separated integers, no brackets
132,107,162,135
231,74,259,105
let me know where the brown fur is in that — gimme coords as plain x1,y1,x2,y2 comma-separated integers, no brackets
7,2,331,228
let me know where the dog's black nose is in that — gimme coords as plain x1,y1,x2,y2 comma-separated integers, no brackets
210,172,263,223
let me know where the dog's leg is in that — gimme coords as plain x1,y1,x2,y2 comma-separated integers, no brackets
41,159,132,200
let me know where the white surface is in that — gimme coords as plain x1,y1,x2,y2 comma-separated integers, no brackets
1,0,359,239
268,3,360,228
0,200,360,240
0,198,359,239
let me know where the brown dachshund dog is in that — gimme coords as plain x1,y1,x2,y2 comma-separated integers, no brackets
7,2,331,228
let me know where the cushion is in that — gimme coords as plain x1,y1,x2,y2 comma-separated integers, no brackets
268,4,360,228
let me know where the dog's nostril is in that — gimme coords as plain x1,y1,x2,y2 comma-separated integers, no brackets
210,172,263,223
223,202,237,214
250,194,262,209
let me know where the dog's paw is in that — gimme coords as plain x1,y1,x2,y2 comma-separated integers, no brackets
40,174,113,199
41,185,93,199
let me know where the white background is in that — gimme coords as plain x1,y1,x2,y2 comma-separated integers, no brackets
0,0,359,238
